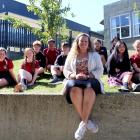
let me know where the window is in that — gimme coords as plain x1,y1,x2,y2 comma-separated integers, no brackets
133,11,140,37
110,14,131,39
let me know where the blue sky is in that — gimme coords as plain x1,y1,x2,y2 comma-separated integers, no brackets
16,0,119,31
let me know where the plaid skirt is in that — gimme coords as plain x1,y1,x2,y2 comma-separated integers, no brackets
108,72,131,87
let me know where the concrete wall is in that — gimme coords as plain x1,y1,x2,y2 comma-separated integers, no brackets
0,93,140,140
104,0,140,49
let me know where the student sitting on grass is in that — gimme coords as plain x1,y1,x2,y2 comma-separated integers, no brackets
50,42,70,84
106,40,139,91
130,40,140,91
43,39,60,71
110,36,120,54
0,47,17,87
17,48,40,90
33,40,46,76
93,38,108,74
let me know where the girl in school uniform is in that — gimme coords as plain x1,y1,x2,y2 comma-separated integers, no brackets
106,41,134,91
130,40,140,91
0,47,17,87
17,48,40,90
32,40,46,75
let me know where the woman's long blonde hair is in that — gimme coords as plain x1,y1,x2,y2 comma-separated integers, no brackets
66,33,94,62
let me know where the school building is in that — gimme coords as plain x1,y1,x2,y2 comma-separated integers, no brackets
103,0,140,49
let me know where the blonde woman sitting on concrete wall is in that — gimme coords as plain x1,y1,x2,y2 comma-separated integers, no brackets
63,33,104,140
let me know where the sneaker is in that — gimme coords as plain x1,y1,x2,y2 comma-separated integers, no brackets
21,83,27,90
20,83,27,90
50,78,62,85
133,84,140,92
75,121,87,140
87,120,99,133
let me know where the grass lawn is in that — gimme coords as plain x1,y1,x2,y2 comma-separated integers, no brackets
0,59,120,94
0,59,63,94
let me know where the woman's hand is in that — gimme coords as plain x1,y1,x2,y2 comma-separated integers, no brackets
76,73,87,80
69,73,90,80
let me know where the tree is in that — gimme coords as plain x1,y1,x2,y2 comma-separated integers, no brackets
133,2,140,14
5,0,72,44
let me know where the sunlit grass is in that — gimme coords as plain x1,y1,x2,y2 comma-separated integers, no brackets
0,48,135,94
0,59,63,94
0,59,120,94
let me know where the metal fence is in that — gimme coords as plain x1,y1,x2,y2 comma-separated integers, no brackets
0,19,38,53
0,19,73,59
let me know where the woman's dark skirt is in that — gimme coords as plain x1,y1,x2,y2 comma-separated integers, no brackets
64,78,101,104
0,71,16,86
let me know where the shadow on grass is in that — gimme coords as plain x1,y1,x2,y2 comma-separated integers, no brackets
36,73,52,80
35,81,57,88
26,82,57,90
